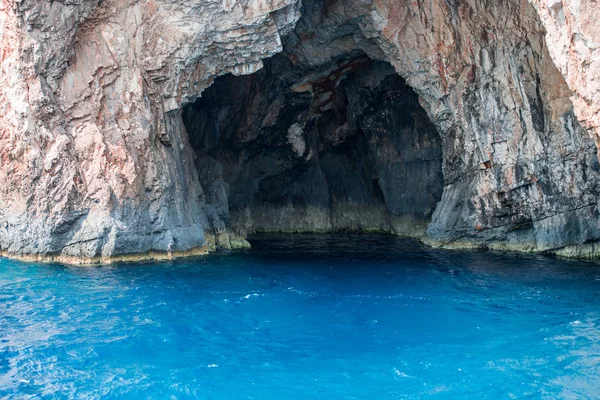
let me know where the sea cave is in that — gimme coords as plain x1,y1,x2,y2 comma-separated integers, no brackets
182,54,444,239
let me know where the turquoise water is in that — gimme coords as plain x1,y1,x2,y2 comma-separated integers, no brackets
2,235,600,399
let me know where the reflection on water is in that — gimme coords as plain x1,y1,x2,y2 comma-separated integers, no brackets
1,234,600,398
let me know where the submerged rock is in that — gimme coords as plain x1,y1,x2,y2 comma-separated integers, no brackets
0,0,600,262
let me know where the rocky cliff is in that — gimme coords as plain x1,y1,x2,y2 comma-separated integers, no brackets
1,0,600,263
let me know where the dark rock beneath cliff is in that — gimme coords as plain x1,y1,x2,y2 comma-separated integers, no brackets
183,55,444,237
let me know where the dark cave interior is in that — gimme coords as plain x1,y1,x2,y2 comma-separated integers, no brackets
182,52,444,237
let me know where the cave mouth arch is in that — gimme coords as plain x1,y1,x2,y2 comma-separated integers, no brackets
182,53,444,239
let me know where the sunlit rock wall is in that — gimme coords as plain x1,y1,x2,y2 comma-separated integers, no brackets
0,0,301,261
360,0,600,254
528,0,600,148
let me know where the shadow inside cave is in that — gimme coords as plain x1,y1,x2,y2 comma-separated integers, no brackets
182,53,444,239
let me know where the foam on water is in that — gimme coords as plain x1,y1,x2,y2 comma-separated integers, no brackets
2,234,600,399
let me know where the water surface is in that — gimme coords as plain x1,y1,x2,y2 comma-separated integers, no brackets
2,234,600,398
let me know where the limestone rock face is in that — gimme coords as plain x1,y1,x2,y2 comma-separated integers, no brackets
1,0,600,262
362,0,600,254
528,0,600,147
0,0,300,261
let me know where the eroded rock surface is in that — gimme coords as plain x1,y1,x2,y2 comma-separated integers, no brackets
528,0,600,148
0,0,300,261
1,0,600,262
363,0,600,254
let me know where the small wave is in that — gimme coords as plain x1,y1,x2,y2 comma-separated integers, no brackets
393,368,411,378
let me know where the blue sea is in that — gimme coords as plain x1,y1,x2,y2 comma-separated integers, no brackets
2,234,600,399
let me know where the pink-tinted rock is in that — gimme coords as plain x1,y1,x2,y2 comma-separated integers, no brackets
528,0,600,148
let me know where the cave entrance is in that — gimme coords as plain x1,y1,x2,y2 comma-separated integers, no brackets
182,54,443,238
